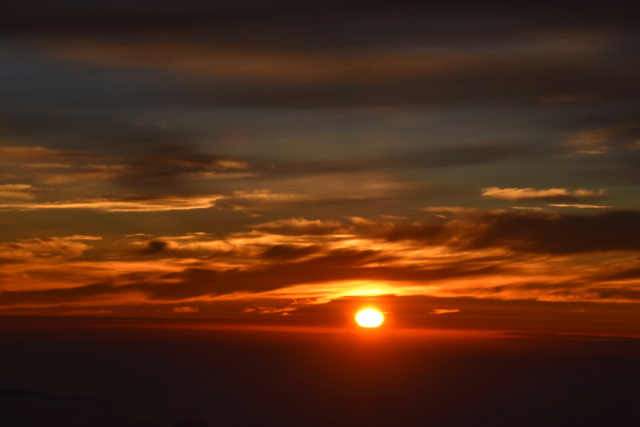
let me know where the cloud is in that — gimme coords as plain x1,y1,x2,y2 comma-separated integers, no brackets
253,218,347,235
564,125,640,154
0,237,96,262
2,143,253,188
137,241,169,255
549,204,612,209
213,190,300,212
260,245,321,260
481,187,606,201
103,143,253,189
48,38,590,87
430,309,461,315
0,146,87,162
0,195,223,212
173,306,198,313
406,143,528,168
3,210,640,309
380,209,640,254
537,94,599,105
33,165,127,184
0,189,355,213
0,184,40,200
0,244,503,306
243,305,296,315
18,23,631,113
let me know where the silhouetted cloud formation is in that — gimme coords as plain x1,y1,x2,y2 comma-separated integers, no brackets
138,240,168,255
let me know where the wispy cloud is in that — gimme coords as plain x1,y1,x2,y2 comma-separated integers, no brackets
537,93,599,105
253,218,348,236
0,184,41,200
0,236,99,262
173,306,198,313
549,204,612,209
481,187,606,201
0,195,223,212
430,309,461,315
564,125,640,154
0,146,87,161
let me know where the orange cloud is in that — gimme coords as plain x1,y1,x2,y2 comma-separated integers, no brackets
0,184,40,200
173,306,199,313
549,204,612,209
481,187,606,201
430,309,461,315
253,218,347,235
2,211,640,313
0,236,97,261
0,146,87,161
0,195,223,212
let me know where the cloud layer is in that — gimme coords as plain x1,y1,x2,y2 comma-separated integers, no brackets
1,1,638,333
2,211,640,320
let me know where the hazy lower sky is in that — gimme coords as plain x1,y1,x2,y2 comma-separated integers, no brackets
1,0,639,334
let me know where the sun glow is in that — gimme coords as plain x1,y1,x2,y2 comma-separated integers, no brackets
355,309,384,328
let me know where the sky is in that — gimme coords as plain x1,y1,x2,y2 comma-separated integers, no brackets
1,0,640,335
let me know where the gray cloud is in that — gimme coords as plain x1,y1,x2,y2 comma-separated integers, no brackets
379,210,640,254
137,240,169,255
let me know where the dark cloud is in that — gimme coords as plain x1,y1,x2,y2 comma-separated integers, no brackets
137,240,168,255
594,266,640,281
4,0,639,44
265,143,533,175
585,287,640,301
251,210,640,256
0,282,117,305
406,143,529,168
137,54,636,109
3,0,638,110
111,143,250,189
253,219,347,236
260,244,320,260
373,210,640,254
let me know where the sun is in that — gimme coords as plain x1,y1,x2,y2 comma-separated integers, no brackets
355,309,384,328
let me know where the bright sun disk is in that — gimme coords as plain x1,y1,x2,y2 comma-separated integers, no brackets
355,309,384,328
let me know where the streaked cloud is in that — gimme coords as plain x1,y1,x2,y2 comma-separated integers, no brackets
537,93,599,105
0,184,40,200
0,236,98,262
564,125,640,154
549,204,612,209
2,210,640,314
430,309,461,315
0,195,223,212
173,306,198,313
253,218,347,235
481,187,606,201
0,146,87,162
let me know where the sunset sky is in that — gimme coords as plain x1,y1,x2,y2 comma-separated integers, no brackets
2,0,640,335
